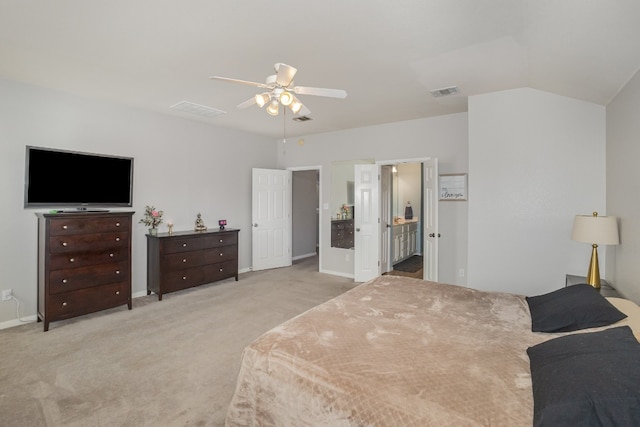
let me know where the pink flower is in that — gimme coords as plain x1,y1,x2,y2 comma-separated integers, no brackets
152,211,159,217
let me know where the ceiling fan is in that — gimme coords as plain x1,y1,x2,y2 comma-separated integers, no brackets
209,63,347,117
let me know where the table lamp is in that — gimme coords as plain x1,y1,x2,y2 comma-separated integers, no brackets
571,212,619,289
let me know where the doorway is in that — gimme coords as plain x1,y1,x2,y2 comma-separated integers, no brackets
290,166,321,271
366,157,437,282
385,162,424,278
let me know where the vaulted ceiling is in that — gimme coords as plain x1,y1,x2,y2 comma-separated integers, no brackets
1,1,639,138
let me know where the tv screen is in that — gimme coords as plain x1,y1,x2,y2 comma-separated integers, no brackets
24,146,134,208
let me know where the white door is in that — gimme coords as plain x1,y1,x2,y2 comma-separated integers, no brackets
252,168,292,271
423,158,439,281
354,164,379,282
380,165,392,274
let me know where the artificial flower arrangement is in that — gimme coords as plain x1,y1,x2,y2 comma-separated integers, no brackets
139,205,164,229
342,204,350,218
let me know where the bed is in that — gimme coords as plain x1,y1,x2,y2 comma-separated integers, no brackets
225,275,640,426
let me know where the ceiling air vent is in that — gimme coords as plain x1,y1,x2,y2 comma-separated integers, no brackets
430,86,459,98
170,101,226,118
292,116,312,122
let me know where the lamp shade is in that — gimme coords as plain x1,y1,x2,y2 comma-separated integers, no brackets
571,213,619,245
266,100,279,116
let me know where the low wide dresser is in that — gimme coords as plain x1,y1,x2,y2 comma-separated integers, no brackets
146,228,239,300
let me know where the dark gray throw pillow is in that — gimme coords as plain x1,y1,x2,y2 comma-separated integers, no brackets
527,326,640,427
526,284,626,332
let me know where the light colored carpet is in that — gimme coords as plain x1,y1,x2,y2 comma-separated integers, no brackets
0,256,356,427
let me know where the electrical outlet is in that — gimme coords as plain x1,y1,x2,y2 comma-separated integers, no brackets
2,289,12,301
459,268,465,277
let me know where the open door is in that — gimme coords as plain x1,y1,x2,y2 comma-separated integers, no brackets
423,158,439,281
380,165,392,274
354,164,379,282
252,168,292,271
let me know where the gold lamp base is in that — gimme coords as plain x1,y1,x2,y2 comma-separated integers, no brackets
585,244,601,289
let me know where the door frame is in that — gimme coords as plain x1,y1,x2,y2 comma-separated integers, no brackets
375,157,437,280
288,165,322,272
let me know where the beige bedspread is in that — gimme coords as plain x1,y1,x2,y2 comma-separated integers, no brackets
225,276,556,426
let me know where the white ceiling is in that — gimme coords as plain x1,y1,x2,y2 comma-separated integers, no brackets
1,0,639,139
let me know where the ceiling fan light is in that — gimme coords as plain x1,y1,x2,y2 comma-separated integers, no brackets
279,91,293,106
266,100,279,116
290,99,303,114
255,93,269,108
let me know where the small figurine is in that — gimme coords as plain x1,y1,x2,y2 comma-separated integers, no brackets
167,222,174,235
194,213,207,231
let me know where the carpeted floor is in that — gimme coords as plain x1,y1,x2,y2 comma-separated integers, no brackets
0,256,356,427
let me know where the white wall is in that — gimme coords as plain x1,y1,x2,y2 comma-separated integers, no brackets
607,68,640,302
0,78,276,326
395,162,422,221
277,113,469,285
468,88,606,296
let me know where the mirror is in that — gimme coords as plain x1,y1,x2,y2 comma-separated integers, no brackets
330,159,374,248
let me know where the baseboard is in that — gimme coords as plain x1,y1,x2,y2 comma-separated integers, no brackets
0,314,37,330
293,252,317,261
319,268,354,279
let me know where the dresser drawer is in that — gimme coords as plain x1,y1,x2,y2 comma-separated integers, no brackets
162,237,205,254
202,246,237,264
201,233,238,249
49,232,129,253
48,282,129,320
49,262,127,294
163,251,204,270
49,248,128,270
163,267,205,292
48,216,130,236
203,260,237,283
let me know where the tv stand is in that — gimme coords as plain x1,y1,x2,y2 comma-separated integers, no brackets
74,207,110,212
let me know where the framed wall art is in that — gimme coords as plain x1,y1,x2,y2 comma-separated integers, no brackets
439,173,467,201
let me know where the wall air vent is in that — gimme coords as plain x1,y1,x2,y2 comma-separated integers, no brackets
292,116,312,122
430,86,459,98
170,101,226,118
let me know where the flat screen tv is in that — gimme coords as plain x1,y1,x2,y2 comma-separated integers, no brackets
24,146,134,209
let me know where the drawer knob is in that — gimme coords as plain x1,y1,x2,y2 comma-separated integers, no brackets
109,253,114,257
115,291,120,295
219,268,223,272
182,243,187,247
62,225,68,230
219,239,223,242
220,253,223,256
115,237,120,242
62,302,67,307
62,242,68,247
62,279,67,284
116,222,120,227
115,270,120,275
69,258,75,263
182,258,187,263
182,276,187,280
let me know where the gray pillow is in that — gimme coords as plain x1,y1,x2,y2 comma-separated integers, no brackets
526,284,626,332
527,326,640,427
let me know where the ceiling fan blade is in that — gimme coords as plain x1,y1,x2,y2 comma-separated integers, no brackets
209,76,271,89
275,63,297,87
292,86,347,99
297,104,312,116
237,96,257,109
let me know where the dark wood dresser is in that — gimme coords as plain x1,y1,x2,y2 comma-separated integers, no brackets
36,211,134,331
331,219,354,248
146,228,239,300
